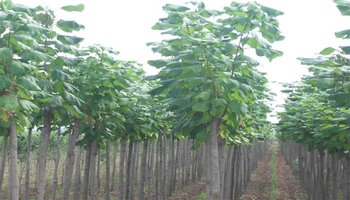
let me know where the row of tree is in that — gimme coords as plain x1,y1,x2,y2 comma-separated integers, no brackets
278,0,350,199
0,0,283,199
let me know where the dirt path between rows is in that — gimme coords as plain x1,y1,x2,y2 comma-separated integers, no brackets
241,145,306,200
241,150,272,200
275,151,306,200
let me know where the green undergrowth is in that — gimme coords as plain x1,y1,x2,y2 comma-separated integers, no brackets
193,192,206,200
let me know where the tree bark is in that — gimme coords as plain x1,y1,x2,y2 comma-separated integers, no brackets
217,136,225,199
343,155,350,200
110,143,117,192
205,117,221,200
105,141,111,200
119,137,126,200
139,140,148,200
0,131,9,200
51,127,61,200
73,146,82,200
82,141,92,200
125,141,134,200
97,148,101,190
24,127,32,200
9,121,19,200
63,119,80,200
36,109,53,200
88,140,98,200
332,155,339,200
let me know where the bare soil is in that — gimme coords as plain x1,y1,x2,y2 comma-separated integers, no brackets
241,151,272,200
240,146,306,200
275,152,306,200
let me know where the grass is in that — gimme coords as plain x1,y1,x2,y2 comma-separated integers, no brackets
270,145,277,200
194,192,206,200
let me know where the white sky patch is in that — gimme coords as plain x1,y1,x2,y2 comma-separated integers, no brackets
14,0,349,122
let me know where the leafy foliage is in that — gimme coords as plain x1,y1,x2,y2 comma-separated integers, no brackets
278,0,350,157
148,1,283,146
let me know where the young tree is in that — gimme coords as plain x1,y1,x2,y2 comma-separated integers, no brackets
148,2,283,198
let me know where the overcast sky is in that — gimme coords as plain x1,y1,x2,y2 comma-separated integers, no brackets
14,0,349,122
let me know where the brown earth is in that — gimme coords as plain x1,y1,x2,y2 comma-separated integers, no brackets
240,146,306,200
275,152,306,200
240,151,272,200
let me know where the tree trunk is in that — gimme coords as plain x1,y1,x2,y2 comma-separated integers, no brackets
82,141,92,200
105,141,111,200
97,148,101,190
36,109,53,200
223,146,234,200
0,132,9,199
110,143,117,192
24,127,32,200
63,120,80,200
51,127,61,200
168,134,175,196
332,155,339,200
147,141,155,200
343,155,350,200
160,135,166,200
205,117,221,200
73,146,82,200
139,140,148,200
217,136,225,199
8,121,20,200
88,140,98,200
119,137,126,200
125,141,134,200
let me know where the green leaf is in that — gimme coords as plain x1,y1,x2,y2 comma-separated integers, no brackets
256,48,283,61
194,91,211,102
0,76,11,90
320,47,335,55
19,99,38,112
193,129,209,149
336,5,350,15
228,100,242,114
57,35,84,45
22,50,51,62
148,60,167,68
163,4,190,12
335,29,350,39
8,61,26,75
63,104,84,118
192,102,210,112
61,4,85,12
246,36,270,49
17,76,40,91
340,46,350,54
52,70,71,81
210,98,227,116
57,20,85,33
0,95,18,112
260,5,284,17
343,81,350,92
0,47,13,62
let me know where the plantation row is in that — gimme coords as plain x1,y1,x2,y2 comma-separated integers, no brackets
0,132,269,200
0,0,284,199
278,0,350,199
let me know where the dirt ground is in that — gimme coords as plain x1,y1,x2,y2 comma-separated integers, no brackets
275,152,306,200
168,181,206,200
168,145,307,200
240,151,272,200
240,147,306,200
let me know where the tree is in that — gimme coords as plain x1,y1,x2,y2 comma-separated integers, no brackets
148,2,283,198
